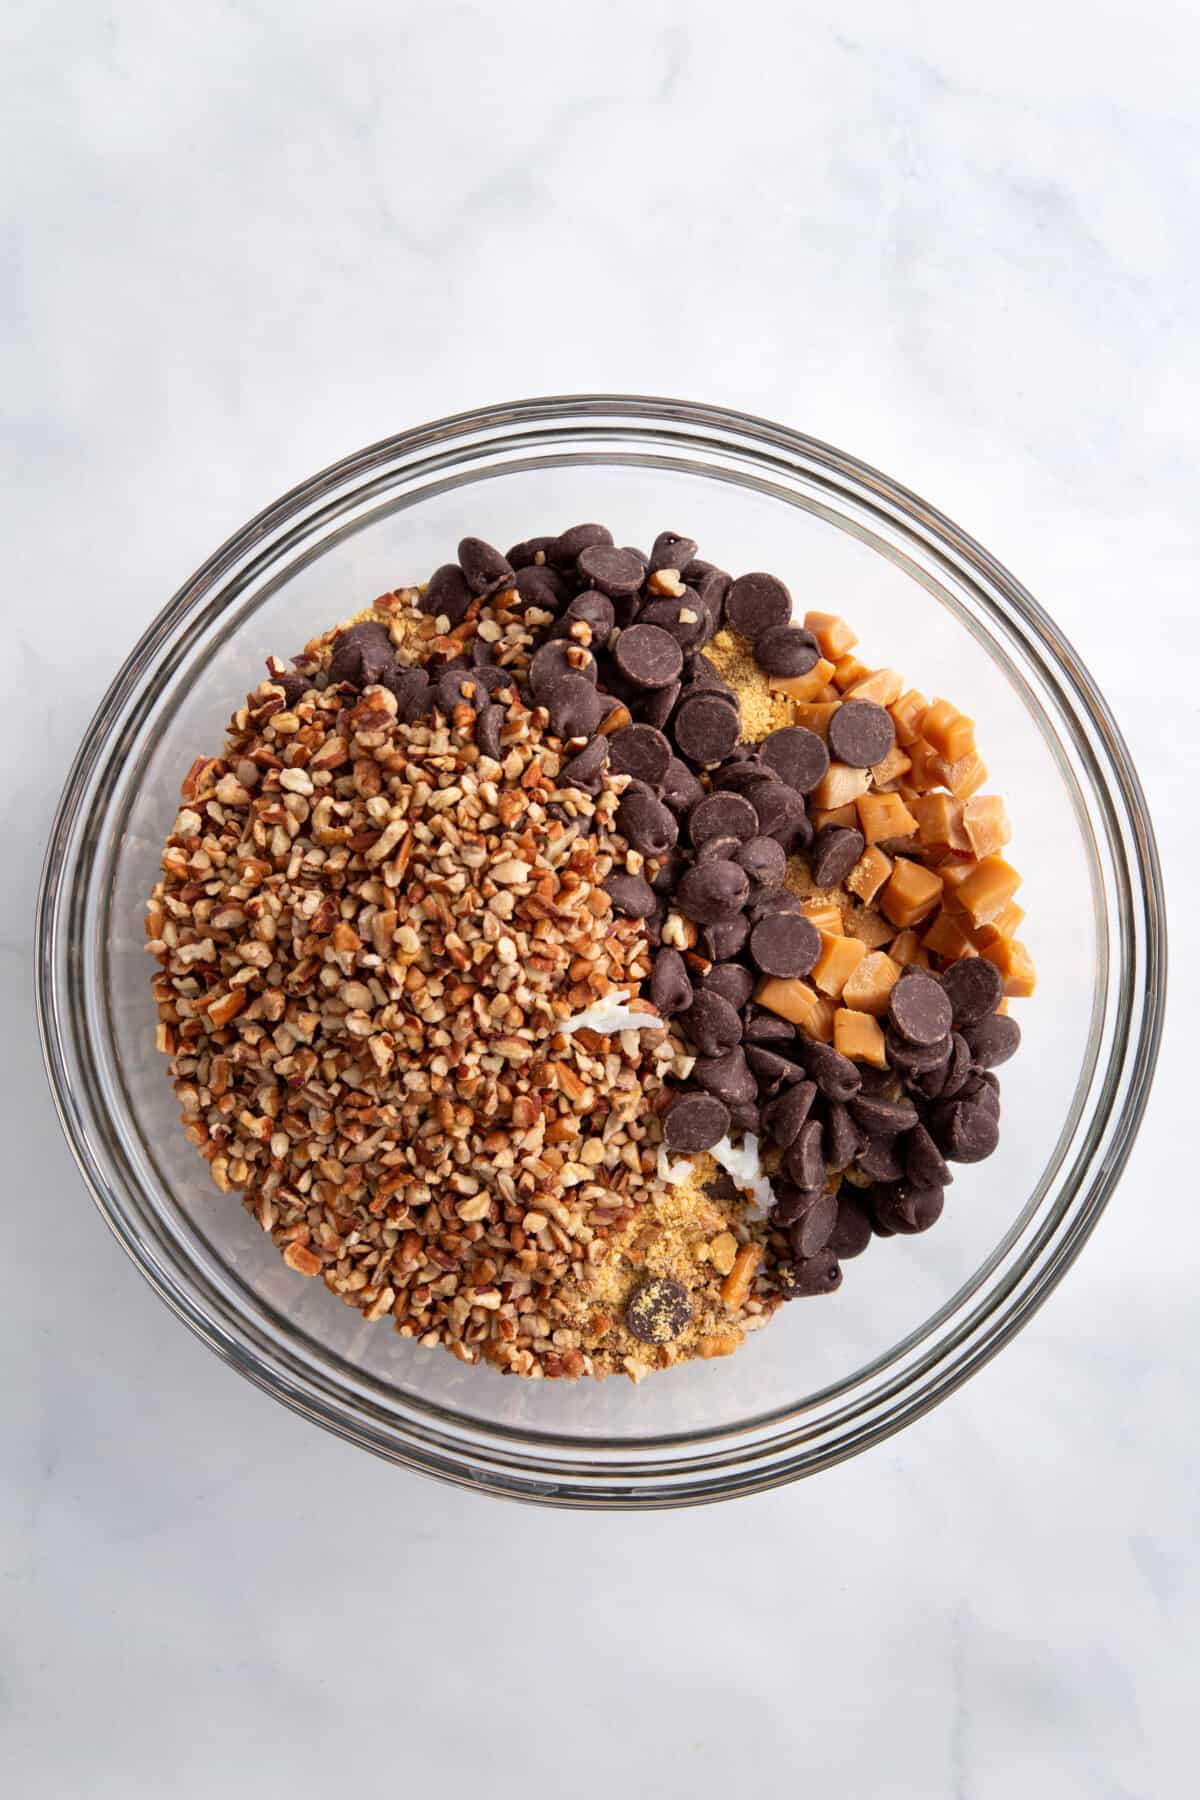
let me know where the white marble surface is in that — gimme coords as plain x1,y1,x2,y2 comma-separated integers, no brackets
2,2,1196,1794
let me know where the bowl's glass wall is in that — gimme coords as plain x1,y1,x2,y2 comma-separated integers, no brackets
41,402,1163,1502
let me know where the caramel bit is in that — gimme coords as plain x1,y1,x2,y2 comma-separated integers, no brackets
833,1008,888,1068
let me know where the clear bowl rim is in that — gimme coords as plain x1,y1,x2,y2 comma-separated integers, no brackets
35,394,1168,1507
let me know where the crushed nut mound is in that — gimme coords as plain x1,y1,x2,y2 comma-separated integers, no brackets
147,524,1031,1382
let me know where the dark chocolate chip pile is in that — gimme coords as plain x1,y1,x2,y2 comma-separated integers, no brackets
275,524,1021,1318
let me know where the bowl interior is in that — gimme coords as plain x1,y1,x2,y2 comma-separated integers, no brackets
92,453,1098,1446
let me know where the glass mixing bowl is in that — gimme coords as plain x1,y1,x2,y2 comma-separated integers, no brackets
36,397,1166,1507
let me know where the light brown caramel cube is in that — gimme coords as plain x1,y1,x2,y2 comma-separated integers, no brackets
856,790,919,845
978,898,1025,941
956,854,1021,928
911,793,971,852
921,698,977,761
769,657,836,702
870,744,912,787
933,749,988,799
804,611,858,660
755,976,829,1037
812,931,868,997
845,908,895,950
889,689,929,747
980,936,1036,997
846,667,905,707
800,898,844,934
905,739,943,792
962,794,1012,858
880,858,944,928
811,801,861,831
921,909,976,962
889,928,926,967
833,1008,888,1068
791,701,841,738
935,856,978,907
840,950,901,1016
812,762,872,810
832,653,871,692
845,845,893,905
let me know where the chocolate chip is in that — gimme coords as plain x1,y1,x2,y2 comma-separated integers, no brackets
700,963,755,1010
684,653,735,697
638,596,712,651
911,1032,971,1101
748,887,805,920
457,536,514,597
786,1118,826,1189
475,703,504,761
725,571,792,639
506,536,556,569
828,1198,873,1259
546,672,603,740
650,947,693,1016
790,1191,838,1259
690,1047,757,1107
625,1275,692,1344
559,590,616,645
549,522,613,570
939,957,1004,1027
602,871,656,918
748,782,810,848
437,667,489,715
746,1047,805,1096
688,791,759,847
905,1124,953,1189
753,625,820,678
636,680,680,731
560,736,609,792
963,1012,1021,1068
763,1079,817,1147
650,847,688,895
643,530,695,573
660,757,704,814
736,836,787,888
728,1100,760,1135
614,622,684,691
803,827,862,896
760,727,830,795
856,1137,906,1182
778,1248,842,1300
329,620,395,689
697,832,744,868
385,666,433,723
664,1092,730,1152
961,1071,1001,1118
576,543,646,596
749,912,821,979
712,755,776,792
529,639,596,696
274,671,309,706
616,787,678,858
934,1099,1000,1163
770,1182,816,1227
681,991,743,1058
703,915,750,960
826,1101,865,1169
888,971,953,1046
510,566,562,617
419,563,473,625
827,700,896,768
885,1027,953,1074
677,859,751,924
850,1094,918,1137
799,1039,862,1101
607,723,673,787
872,1183,945,1235
744,1010,796,1051
673,693,741,767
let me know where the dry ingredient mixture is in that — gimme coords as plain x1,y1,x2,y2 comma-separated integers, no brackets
146,525,1034,1381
